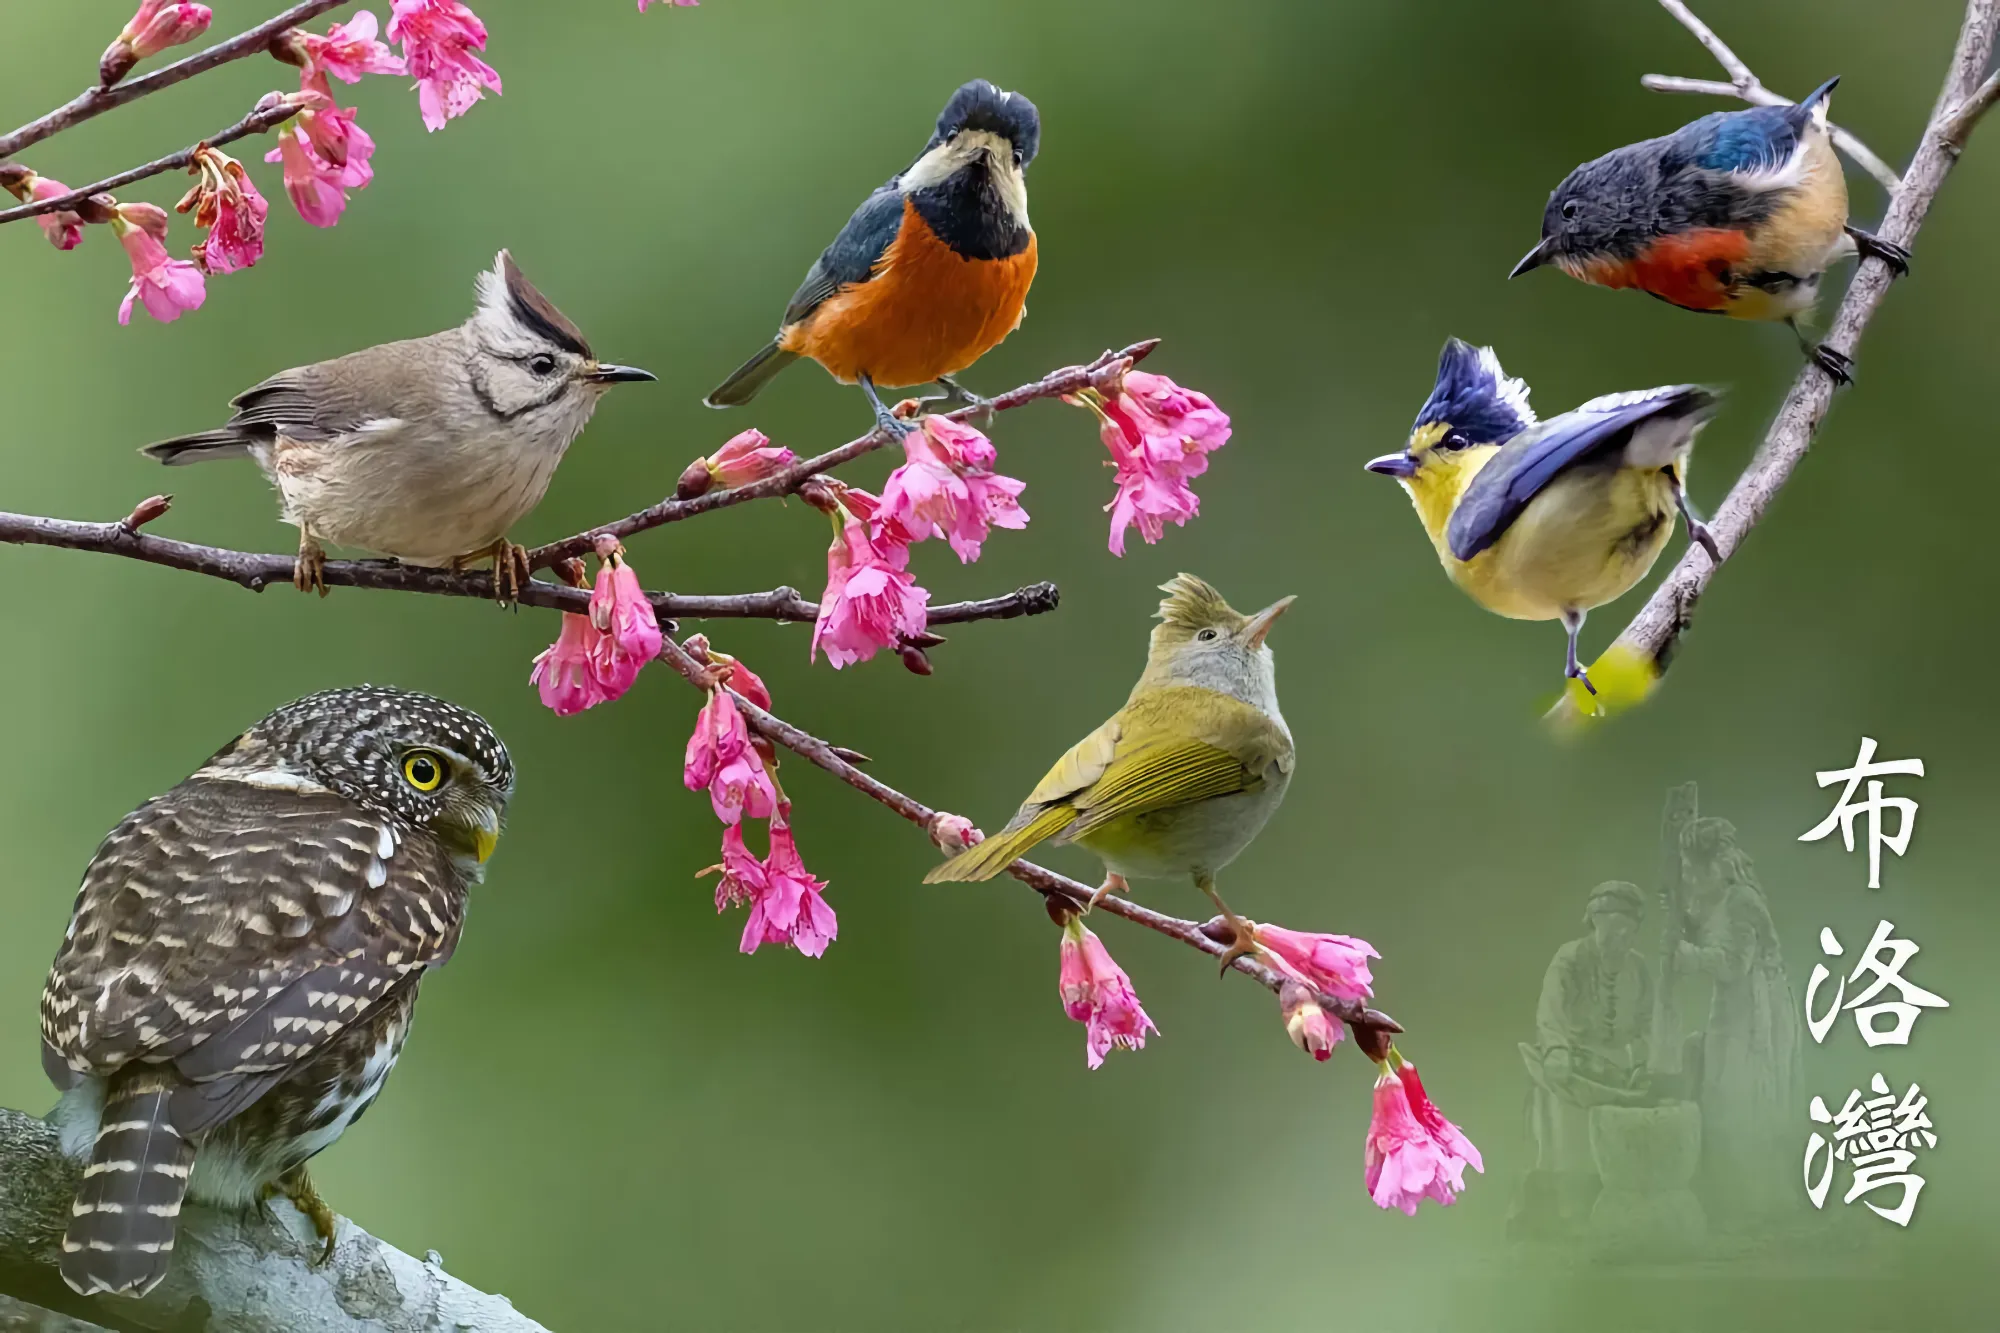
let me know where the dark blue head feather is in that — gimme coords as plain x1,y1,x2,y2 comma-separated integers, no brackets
931,80,1040,165
1413,339,1537,447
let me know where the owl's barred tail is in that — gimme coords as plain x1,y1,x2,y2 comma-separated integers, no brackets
61,1069,197,1298
923,805,1074,883
704,341,799,408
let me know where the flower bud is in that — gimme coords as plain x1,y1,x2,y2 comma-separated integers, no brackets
1280,980,1341,1062
675,457,713,500
898,643,933,676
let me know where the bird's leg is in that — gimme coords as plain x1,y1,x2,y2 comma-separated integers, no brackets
1561,608,1597,697
1845,225,1911,276
292,531,328,597
1789,317,1854,386
452,539,531,605
1197,871,1263,974
264,1164,337,1266
935,374,996,428
1670,476,1722,563
1084,872,1129,913
859,374,915,439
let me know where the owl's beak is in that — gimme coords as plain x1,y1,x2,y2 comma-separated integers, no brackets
473,826,499,863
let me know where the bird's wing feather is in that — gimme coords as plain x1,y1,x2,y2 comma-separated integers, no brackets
1671,79,1835,187
1024,715,1122,807
40,781,462,1134
780,185,907,327
1446,387,1712,562
1060,737,1263,841
224,336,451,442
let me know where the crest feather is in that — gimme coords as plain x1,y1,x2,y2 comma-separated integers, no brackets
473,249,591,356
1155,574,1238,629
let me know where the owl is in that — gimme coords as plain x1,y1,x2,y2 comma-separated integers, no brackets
39,687,514,1298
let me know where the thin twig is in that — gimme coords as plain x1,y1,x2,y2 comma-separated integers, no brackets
0,1,345,161
1941,68,2000,147
1554,0,1999,724
527,340,1159,570
1656,0,1756,86
1638,73,1905,193
656,636,1402,1041
0,98,300,226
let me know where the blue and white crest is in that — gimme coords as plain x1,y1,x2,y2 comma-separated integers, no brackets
1413,338,1538,446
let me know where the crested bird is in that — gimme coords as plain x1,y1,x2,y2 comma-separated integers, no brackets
705,78,1039,437
926,574,1294,965
143,251,655,599
1509,77,1909,384
1366,339,1720,696
41,687,513,1297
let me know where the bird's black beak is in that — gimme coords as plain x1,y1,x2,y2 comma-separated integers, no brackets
1365,452,1419,479
1509,238,1552,279
585,363,657,384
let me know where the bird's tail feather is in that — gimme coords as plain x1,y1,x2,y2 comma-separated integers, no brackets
142,431,251,465
61,1068,197,1298
923,805,1075,883
704,341,798,408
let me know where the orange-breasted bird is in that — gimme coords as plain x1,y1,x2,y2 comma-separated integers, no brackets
705,79,1040,436
1509,78,1909,385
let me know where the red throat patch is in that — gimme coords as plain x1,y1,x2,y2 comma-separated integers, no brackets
1580,228,1751,313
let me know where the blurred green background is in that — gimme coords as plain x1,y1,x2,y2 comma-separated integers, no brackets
3,0,1996,1328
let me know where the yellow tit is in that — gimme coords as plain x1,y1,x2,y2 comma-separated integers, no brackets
926,574,1294,963
1366,339,1721,695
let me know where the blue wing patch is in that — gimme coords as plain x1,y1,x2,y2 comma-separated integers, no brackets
1445,386,1718,562
1680,76,1838,176
781,185,907,328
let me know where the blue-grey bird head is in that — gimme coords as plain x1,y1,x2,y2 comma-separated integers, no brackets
901,80,1038,259
203,686,515,875
1510,77,1838,280
926,79,1040,167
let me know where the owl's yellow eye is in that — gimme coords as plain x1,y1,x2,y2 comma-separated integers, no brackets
402,751,446,792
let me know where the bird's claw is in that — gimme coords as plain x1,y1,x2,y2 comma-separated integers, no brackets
1084,873,1128,913
1566,663,1599,697
292,542,327,597
454,540,531,605
266,1168,338,1267
1688,519,1721,564
1810,343,1855,386
1847,226,1911,276
935,375,996,428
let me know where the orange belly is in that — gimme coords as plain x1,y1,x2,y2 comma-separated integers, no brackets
781,199,1038,388
1581,228,1750,313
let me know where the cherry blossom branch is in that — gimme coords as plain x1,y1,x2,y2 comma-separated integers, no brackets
0,504,1058,634
1640,0,1905,193
1552,0,1999,724
526,340,1160,570
0,1,345,161
655,635,1404,1043
0,1107,551,1333
0,96,301,227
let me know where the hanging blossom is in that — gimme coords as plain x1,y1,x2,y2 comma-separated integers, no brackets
292,10,406,84
677,428,798,499
683,687,778,825
1279,980,1342,1062
176,146,268,274
111,202,205,325
1,169,86,251
811,489,929,669
529,545,662,714
1058,919,1158,1070
1068,371,1232,556
101,2,212,84
388,0,502,131
265,90,377,228
1255,924,1377,1002
1364,1057,1483,1215
878,415,1028,563
704,812,838,959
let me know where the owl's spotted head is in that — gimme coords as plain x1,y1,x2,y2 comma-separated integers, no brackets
206,687,515,875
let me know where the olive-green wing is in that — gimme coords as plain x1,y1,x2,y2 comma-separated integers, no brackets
924,716,1123,883
1060,735,1264,842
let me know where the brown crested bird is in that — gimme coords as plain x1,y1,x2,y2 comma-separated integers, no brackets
39,687,513,1298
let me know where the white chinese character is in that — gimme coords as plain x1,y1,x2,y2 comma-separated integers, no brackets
1805,1074,1936,1226
1798,737,1924,889
1804,920,1951,1046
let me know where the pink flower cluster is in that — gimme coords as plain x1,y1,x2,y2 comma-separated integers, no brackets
1364,1061,1483,1215
1070,371,1232,556
688,655,838,957
879,415,1029,563
1058,919,1158,1069
388,0,503,132
178,146,269,274
111,203,205,325
1258,924,1377,1001
529,545,664,714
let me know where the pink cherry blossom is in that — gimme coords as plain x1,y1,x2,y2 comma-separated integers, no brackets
1397,1061,1483,1181
530,612,611,715
704,429,797,489
1080,372,1232,557
180,147,268,274
1280,980,1342,1062
714,654,772,711
928,812,982,855
388,0,502,131
1256,924,1377,1001
265,98,375,227
10,174,85,251
1364,1064,1474,1215
1058,920,1159,1069
124,1,212,58
683,689,778,825
739,818,838,958
811,505,929,669
878,415,1028,563
587,557,663,697
298,11,406,83
112,208,205,325
704,823,767,912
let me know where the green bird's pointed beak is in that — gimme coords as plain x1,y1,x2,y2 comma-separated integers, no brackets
1242,596,1295,649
